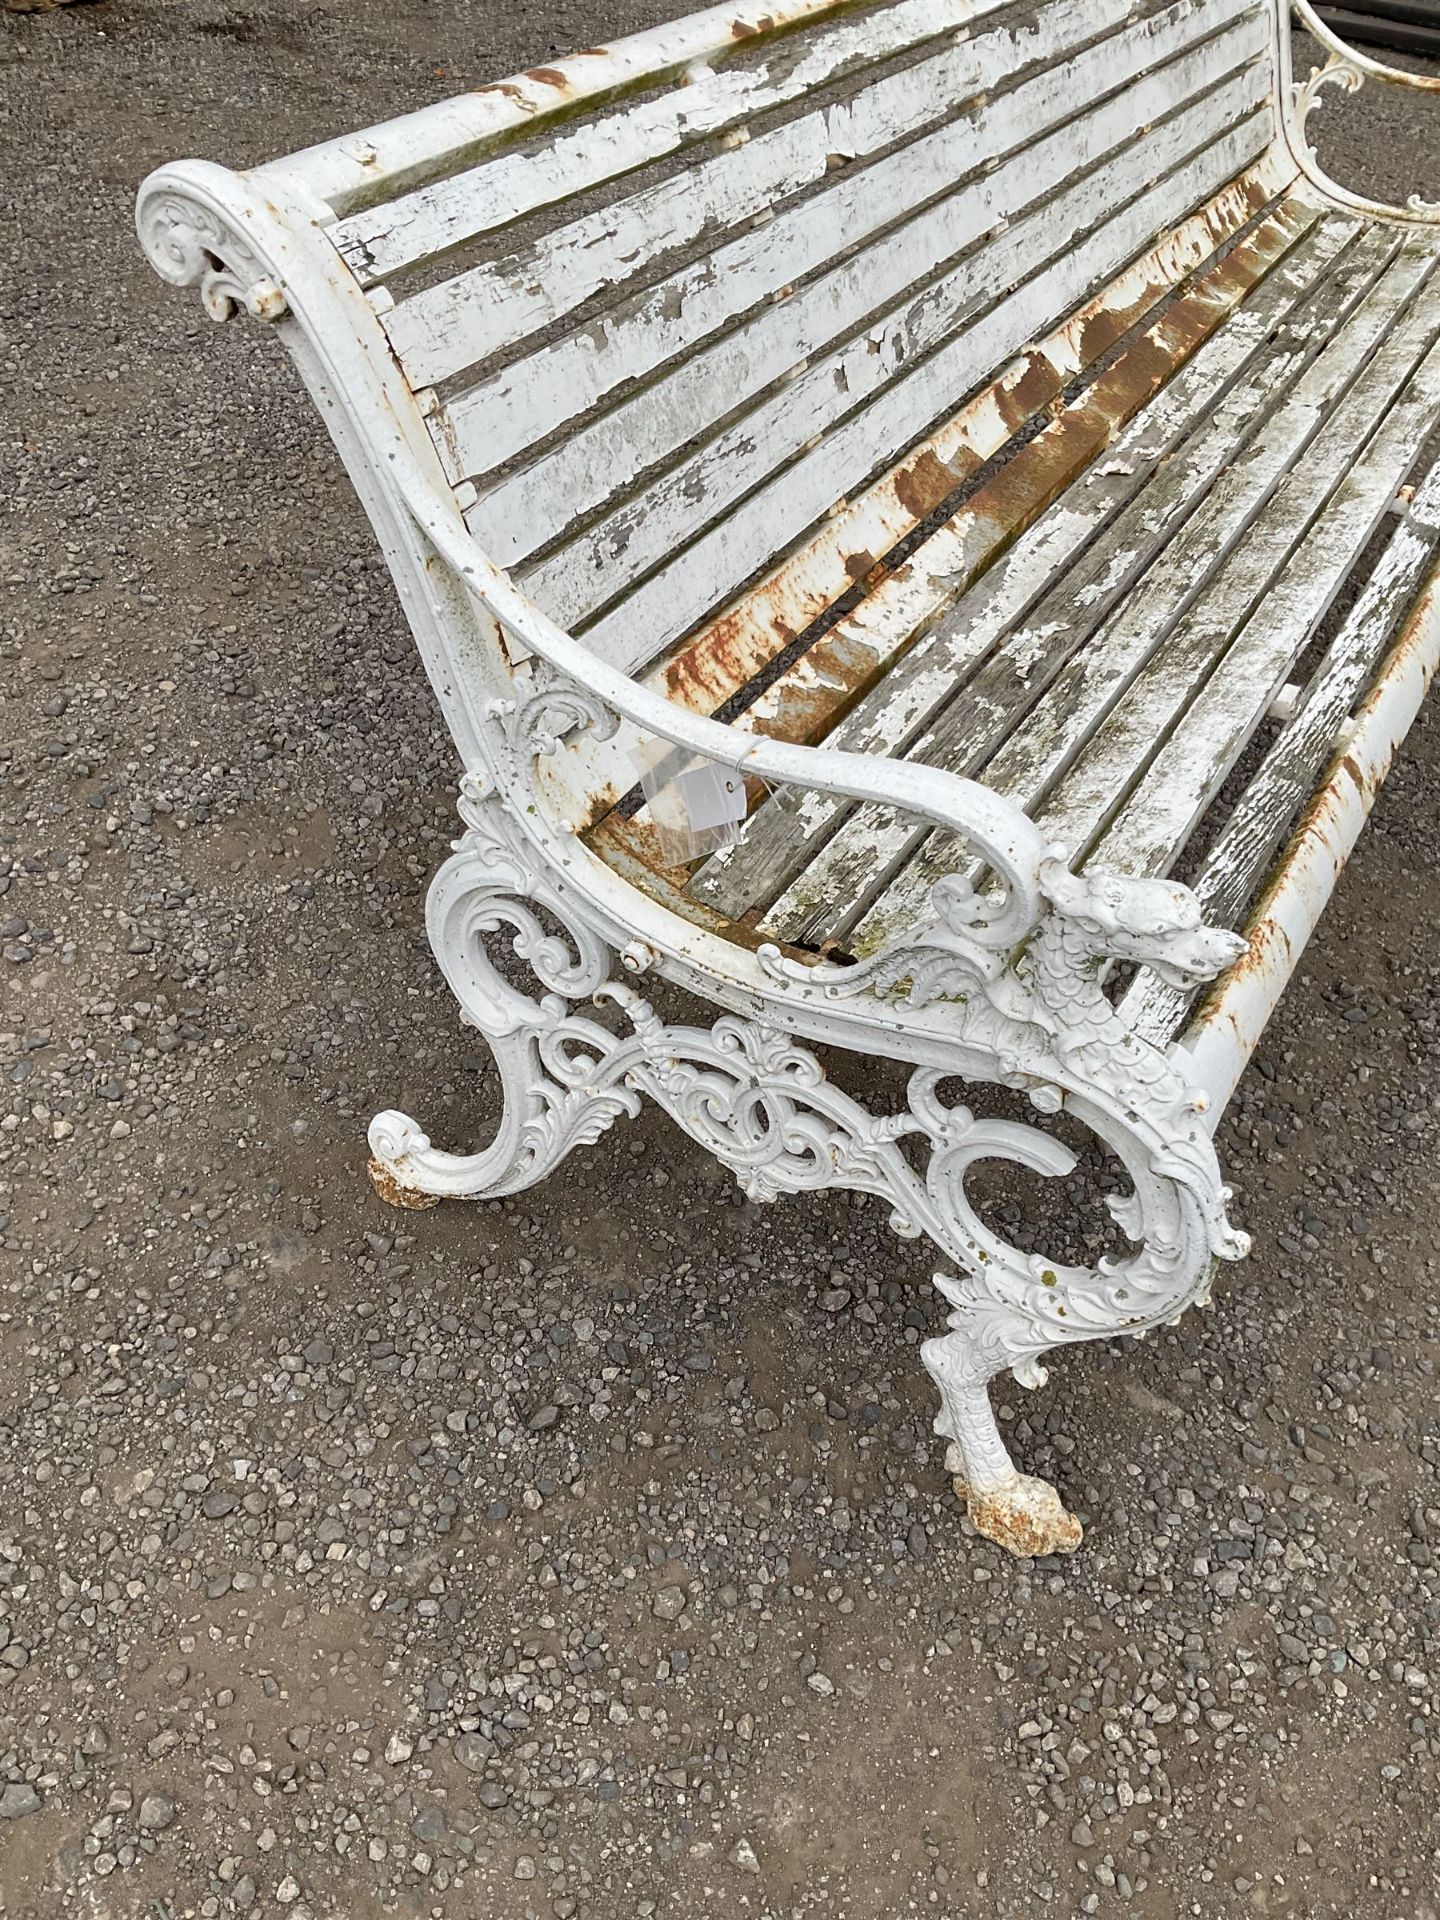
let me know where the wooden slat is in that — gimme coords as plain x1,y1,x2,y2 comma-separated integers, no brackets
382,0,1196,387
838,237,1440,955
462,6,1264,579
568,105,1275,675
566,153,1298,827
1089,337,1440,878
332,0,985,284
1121,460,1440,1043
645,154,1296,716
1029,291,1440,869
735,219,1326,751
701,213,1394,936
685,201,1347,918
279,0,868,220
770,226,1417,946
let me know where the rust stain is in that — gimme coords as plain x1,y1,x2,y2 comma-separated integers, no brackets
368,1159,441,1210
754,628,882,741
1339,750,1369,796
1220,911,1293,996
843,548,879,583
993,350,1065,434
473,81,531,104
526,67,571,88
958,1478,1083,1557
1055,190,1286,377
893,447,961,521
584,813,818,957
656,606,799,712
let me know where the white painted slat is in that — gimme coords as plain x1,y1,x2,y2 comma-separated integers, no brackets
765,225,1413,947
331,0,991,284
1090,334,1440,881
730,234,1328,748
574,108,1275,678
649,153,1297,699
686,207,1355,918
838,245,1440,953
273,0,863,218
460,8,1261,579
381,0,1183,385
790,229,1424,951
1121,460,1440,1043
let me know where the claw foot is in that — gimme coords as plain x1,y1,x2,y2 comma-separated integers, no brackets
962,1473,1083,1558
368,1157,441,1211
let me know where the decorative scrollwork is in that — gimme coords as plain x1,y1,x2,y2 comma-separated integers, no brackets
136,185,288,323
1284,6,1440,223
370,785,1253,1556
512,663,622,759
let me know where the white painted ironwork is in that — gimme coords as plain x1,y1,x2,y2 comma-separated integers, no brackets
136,0,1440,1557
1277,0,1440,223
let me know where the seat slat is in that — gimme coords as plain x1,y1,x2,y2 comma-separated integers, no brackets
685,201,1345,918
466,6,1263,583
1120,459,1440,1045
732,215,1326,750
755,224,1415,946
331,0,973,286
380,0,1125,387
1086,337,1440,879
570,107,1274,676
1024,282,1440,868
839,236,1440,954
696,212,1393,935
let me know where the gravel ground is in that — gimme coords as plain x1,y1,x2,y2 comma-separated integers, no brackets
2,6,1440,1918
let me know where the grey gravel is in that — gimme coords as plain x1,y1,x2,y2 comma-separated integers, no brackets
1,1782,42,1820
137,1791,177,1832
1,5,1439,1920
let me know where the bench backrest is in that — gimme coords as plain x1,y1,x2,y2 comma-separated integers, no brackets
303,0,1277,679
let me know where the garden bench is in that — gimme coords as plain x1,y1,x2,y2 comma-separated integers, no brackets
139,0,1440,1555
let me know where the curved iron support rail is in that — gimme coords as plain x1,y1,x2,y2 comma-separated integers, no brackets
1280,0,1440,222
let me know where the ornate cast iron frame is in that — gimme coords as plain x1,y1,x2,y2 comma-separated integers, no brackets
136,1,1436,1556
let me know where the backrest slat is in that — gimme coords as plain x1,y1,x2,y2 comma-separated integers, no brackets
332,0,978,287
276,0,861,218
570,105,1273,673
380,0,1108,387
316,0,1279,677
455,3,1266,587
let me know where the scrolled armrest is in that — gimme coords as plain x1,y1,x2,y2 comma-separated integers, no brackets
390,453,1052,952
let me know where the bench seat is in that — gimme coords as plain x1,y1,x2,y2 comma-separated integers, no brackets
592,193,1440,1055
137,0,1440,1557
